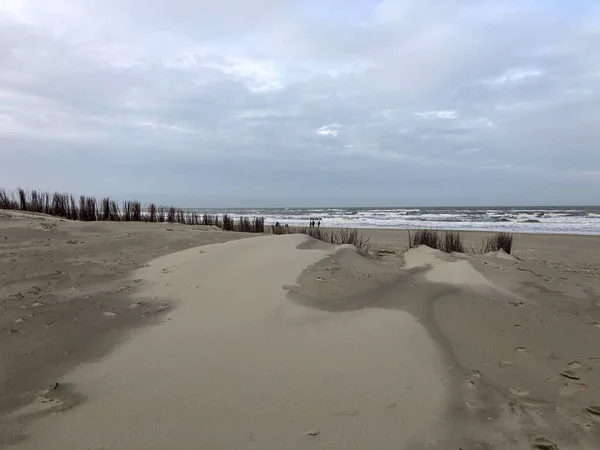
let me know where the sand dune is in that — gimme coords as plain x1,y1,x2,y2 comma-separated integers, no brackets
2,215,600,449
5,235,447,449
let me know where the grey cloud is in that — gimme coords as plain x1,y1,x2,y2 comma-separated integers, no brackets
1,0,600,206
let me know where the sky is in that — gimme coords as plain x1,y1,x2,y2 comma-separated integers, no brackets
1,0,600,207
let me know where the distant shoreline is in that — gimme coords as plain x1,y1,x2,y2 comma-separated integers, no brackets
321,226,600,237
2,187,599,235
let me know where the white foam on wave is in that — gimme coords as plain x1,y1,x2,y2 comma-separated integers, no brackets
196,207,600,235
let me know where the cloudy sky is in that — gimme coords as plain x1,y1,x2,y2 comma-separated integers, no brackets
1,0,599,207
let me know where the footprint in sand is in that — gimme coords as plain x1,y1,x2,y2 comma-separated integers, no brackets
499,360,519,370
567,361,586,370
588,356,600,366
467,381,477,390
515,346,530,356
509,387,530,397
559,381,588,396
532,436,558,449
508,300,526,307
571,415,593,430
463,401,477,411
560,370,581,381
303,430,321,438
586,406,600,416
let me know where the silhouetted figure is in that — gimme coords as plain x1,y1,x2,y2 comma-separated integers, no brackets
318,221,320,227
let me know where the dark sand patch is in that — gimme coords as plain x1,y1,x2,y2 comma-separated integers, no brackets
0,213,249,429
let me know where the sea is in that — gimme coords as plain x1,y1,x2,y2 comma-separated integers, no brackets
198,206,600,235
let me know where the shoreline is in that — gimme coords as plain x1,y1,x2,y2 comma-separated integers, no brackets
3,186,600,236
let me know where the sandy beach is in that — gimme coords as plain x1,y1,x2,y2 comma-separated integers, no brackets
2,211,600,449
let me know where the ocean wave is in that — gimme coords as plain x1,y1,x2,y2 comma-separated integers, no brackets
192,206,600,235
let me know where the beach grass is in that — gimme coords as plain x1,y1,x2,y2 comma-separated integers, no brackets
409,228,513,255
480,232,515,255
408,229,441,249
270,224,371,253
408,229,465,253
440,230,465,253
0,188,267,233
2,188,513,255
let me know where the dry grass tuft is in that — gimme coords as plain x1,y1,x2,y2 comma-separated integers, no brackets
0,187,266,233
408,229,464,253
270,225,370,253
408,228,514,256
478,232,515,255
408,229,440,249
440,231,465,253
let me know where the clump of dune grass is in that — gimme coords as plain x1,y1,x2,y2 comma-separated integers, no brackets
235,216,265,233
314,228,371,254
148,203,157,222
166,207,176,223
131,201,142,222
51,192,65,217
202,214,215,226
408,229,440,249
67,194,78,220
270,224,293,235
269,224,370,253
222,214,234,231
479,232,515,255
0,188,18,210
17,188,27,211
408,229,465,253
156,206,166,222
440,231,465,253
101,198,121,221
238,217,252,233
253,217,265,233
79,196,97,221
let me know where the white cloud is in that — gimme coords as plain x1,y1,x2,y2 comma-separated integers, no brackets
233,109,297,119
200,57,285,93
460,117,496,129
483,68,544,87
316,124,340,137
415,110,459,119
